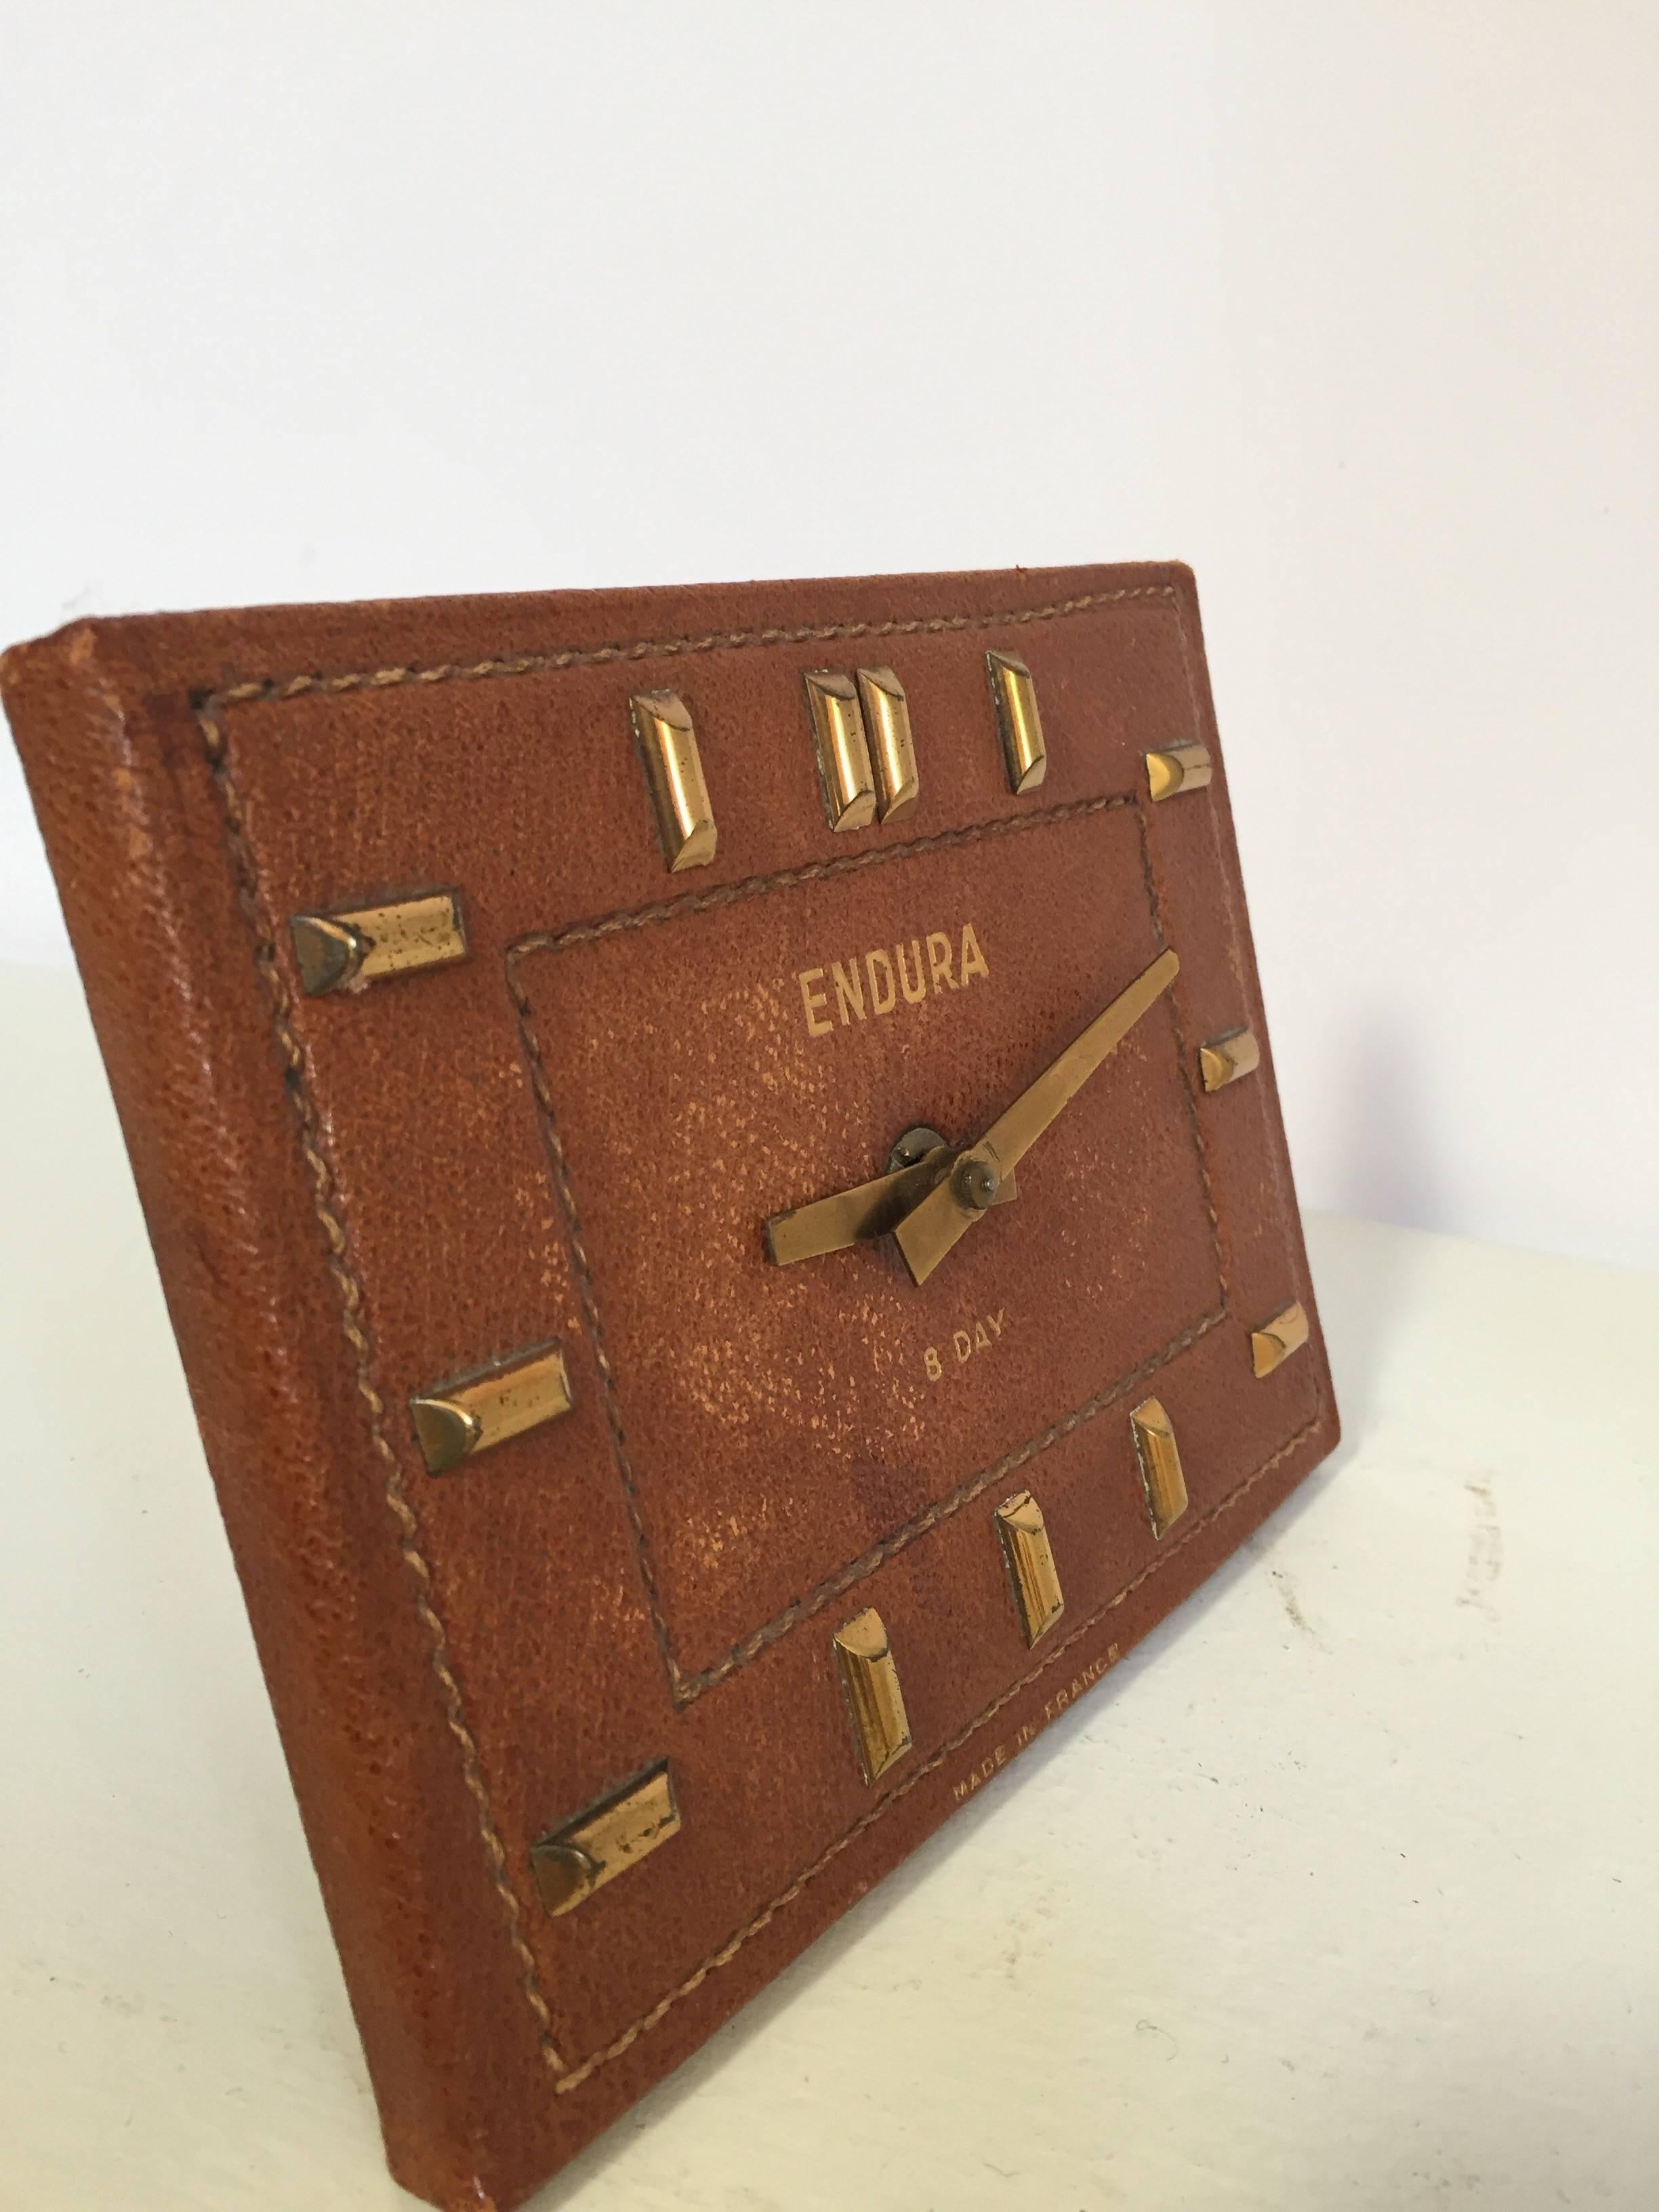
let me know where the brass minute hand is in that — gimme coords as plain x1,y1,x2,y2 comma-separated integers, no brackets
892,947,1179,1286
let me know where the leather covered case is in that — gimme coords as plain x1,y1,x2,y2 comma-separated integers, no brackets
3,564,1338,2209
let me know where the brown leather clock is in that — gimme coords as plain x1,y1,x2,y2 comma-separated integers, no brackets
1,560,1338,2210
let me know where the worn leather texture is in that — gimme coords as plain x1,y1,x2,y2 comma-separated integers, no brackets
2,564,1338,2210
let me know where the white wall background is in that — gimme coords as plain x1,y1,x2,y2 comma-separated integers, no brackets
1,3,1654,1271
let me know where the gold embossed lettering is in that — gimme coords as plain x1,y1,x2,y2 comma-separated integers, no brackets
946,1645,1121,1801
959,922,989,987
800,924,988,1036
896,940,928,1005
923,1309,1010,1382
798,968,833,1038
832,959,866,1026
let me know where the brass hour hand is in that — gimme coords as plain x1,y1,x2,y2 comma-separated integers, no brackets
765,1142,1019,1267
892,947,1179,1287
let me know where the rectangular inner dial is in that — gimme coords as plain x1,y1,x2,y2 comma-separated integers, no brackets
511,798,1224,1689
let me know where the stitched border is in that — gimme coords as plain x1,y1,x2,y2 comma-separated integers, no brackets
209,582,1176,708
511,789,1130,959
196,701,569,2074
506,958,678,1696
546,1405,1324,2093
1130,796,1229,1300
508,788,1227,1702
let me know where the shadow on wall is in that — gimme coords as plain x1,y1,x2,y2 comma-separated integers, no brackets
1338,1003,1443,1234
1303,1006,1446,1441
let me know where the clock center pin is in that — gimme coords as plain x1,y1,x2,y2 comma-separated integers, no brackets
951,1156,1001,1212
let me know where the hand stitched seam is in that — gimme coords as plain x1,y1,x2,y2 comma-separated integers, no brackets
194,701,569,2075
206,582,1177,710
506,962,687,1700
511,790,1129,958
544,1406,1326,2094
1131,796,1229,1301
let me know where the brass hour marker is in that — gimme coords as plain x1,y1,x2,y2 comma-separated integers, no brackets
529,1763,680,1918
1250,1300,1309,1378
855,665,920,822
630,689,717,872
804,670,877,831
1145,742,1213,802
986,651,1046,793
289,891,466,997
995,1491,1065,1645
1199,1025,1261,1092
409,1342,573,1474
833,1609,912,1784
1130,1397,1189,1538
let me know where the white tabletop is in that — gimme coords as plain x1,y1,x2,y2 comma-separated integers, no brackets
1,960,1654,2210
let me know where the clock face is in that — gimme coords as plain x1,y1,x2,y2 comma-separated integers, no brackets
510,798,1219,1693
241,569,1330,2083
